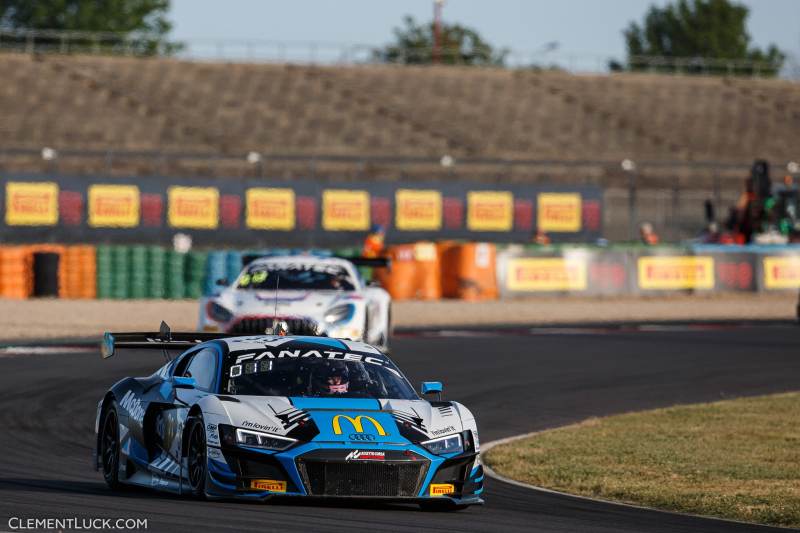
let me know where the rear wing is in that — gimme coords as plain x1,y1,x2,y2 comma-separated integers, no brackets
101,321,232,359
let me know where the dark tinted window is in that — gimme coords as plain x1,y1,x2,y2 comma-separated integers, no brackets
236,262,355,291
182,348,218,392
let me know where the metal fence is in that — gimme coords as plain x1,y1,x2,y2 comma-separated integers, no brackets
1,147,793,243
1,28,797,79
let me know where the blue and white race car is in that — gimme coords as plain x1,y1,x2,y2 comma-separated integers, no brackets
94,326,484,510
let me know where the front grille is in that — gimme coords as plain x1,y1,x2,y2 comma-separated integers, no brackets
228,316,318,335
297,460,427,497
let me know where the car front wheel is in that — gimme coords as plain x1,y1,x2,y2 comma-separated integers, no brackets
186,417,208,499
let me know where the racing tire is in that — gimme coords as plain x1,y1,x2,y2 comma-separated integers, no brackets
100,401,122,490
185,416,208,499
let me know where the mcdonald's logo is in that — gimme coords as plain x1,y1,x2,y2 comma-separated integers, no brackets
332,415,388,436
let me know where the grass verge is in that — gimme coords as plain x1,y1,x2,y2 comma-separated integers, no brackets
484,392,800,528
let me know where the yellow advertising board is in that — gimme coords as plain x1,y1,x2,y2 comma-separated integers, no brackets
506,257,587,291
637,256,714,290
88,184,140,228
322,190,370,231
537,193,582,232
467,191,513,232
763,256,800,289
5,181,59,226
395,189,442,231
167,186,219,229
246,188,295,230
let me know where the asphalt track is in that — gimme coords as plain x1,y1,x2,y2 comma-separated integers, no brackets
1,324,799,532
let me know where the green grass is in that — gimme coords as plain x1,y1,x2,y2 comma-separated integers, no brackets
484,392,800,528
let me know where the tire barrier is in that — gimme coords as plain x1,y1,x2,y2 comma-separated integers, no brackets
32,252,60,297
2,242,800,301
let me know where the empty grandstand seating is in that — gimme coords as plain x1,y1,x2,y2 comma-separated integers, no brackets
1,54,798,177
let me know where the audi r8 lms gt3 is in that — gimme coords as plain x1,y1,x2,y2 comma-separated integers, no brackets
95,328,484,510
198,255,392,351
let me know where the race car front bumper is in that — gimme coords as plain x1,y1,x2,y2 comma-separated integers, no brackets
207,441,484,505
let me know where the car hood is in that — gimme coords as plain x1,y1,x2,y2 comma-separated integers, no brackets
217,289,359,319
216,396,463,443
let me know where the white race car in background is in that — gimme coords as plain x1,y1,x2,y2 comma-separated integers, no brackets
199,255,392,350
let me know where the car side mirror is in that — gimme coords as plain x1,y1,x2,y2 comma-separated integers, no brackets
421,381,443,400
215,278,229,287
174,376,196,389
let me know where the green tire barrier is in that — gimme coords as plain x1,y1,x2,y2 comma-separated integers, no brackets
166,251,186,300
111,246,131,299
147,246,166,299
129,245,148,299
95,245,113,299
185,251,208,299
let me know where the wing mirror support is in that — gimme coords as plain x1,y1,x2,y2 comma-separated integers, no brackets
421,381,443,401
173,376,197,389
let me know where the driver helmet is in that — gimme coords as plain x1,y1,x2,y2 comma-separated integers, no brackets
324,362,350,394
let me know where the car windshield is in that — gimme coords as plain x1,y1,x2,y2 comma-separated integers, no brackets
236,262,356,291
222,357,418,400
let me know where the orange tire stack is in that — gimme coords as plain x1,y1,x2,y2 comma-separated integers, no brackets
62,245,97,299
439,242,498,301
0,246,33,299
375,242,442,300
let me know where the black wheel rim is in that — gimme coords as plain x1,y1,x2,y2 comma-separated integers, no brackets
102,410,118,476
188,423,206,490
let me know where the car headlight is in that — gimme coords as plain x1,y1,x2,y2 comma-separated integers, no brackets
324,303,355,324
421,433,463,455
206,301,234,323
235,428,296,451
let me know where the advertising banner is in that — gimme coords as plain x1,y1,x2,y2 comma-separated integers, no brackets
246,188,295,231
505,256,588,292
467,191,513,232
168,186,219,229
5,181,59,226
322,189,370,231
762,256,800,289
395,189,442,231
637,256,714,290
537,193,582,232
88,184,140,228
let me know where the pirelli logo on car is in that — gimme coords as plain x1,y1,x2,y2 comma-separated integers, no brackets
429,483,455,497
250,479,287,492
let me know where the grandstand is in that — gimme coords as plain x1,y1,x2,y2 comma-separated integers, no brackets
1,53,798,238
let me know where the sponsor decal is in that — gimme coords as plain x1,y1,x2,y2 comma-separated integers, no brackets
429,483,455,497
167,186,219,229
763,256,800,289
537,193,582,232
395,189,442,231
207,448,223,460
345,450,385,461
241,420,281,433
206,423,220,445
250,479,287,492
467,191,514,232
5,181,59,226
332,415,388,437
322,189,370,231
231,350,392,373
637,256,714,290
246,188,295,230
88,184,140,227
120,390,145,424
506,257,588,291
430,425,457,437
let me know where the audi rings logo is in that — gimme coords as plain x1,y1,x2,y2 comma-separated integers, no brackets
349,433,376,442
